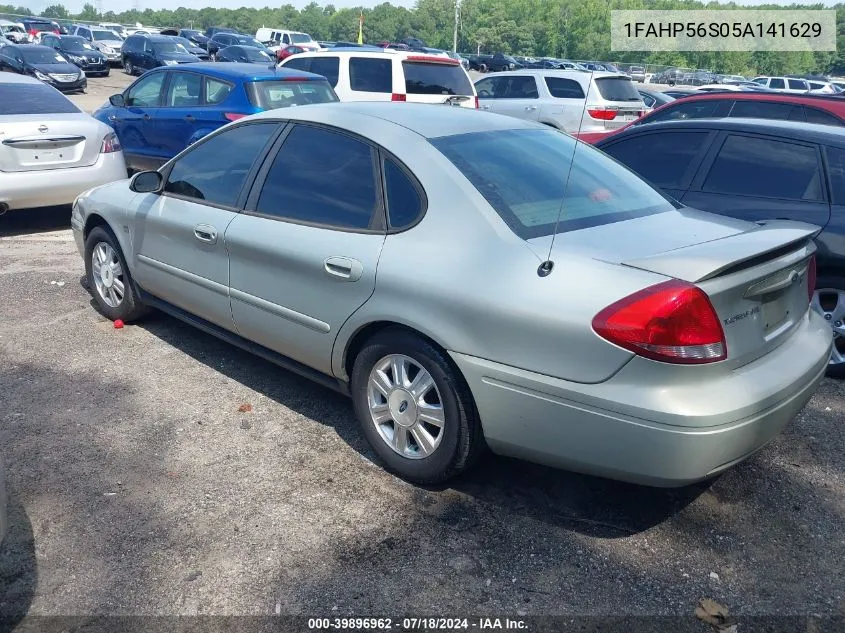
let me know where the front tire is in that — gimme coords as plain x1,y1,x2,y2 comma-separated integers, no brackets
812,275,845,378
84,226,148,322
124,60,133,75
351,329,485,484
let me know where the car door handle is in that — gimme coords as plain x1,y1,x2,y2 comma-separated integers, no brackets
524,105,537,111
193,224,217,244
184,115,195,122
143,113,151,121
481,104,491,110
324,256,363,282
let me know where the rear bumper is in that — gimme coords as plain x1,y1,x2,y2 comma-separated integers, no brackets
0,152,127,210
451,309,832,487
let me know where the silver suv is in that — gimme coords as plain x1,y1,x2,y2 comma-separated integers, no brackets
72,25,123,64
475,69,646,134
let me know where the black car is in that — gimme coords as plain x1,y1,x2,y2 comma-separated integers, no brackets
19,17,58,38
40,34,109,77
204,26,237,39
167,36,210,61
178,29,209,50
215,45,274,64
207,33,271,58
596,117,845,375
0,43,86,92
121,34,201,75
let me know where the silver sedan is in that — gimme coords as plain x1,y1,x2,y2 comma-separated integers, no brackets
0,73,126,214
71,103,832,486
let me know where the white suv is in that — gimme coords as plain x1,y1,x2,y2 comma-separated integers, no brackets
752,76,809,93
474,70,645,134
280,49,477,108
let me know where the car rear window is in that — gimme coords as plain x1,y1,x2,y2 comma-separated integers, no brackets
28,22,55,33
403,61,472,95
593,77,641,102
246,79,338,109
0,83,80,115
432,129,673,239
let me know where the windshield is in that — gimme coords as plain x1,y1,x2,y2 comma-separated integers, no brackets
92,30,119,41
182,30,202,38
153,41,189,55
432,129,673,239
403,61,473,95
289,33,312,44
236,36,265,49
21,47,68,64
246,79,338,109
243,47,273,62
174,37,194,48
62,37,95,51
594,77,642,101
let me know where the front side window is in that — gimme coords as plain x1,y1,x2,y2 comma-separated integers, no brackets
126,73,166,107
255,125,378,230
164,123,277,206
349,57,392,93
602,131,709,189
474,77,505,98
165,72,202,107
502,75,538,99
432,129,674,239
703,135,822,201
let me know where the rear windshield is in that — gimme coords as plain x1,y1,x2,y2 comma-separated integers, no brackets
246,79,338,109
431,129,672,239
594,77,641,102
0,83,80,114
403,61,472,95
27,22,55,33
290,33,312,44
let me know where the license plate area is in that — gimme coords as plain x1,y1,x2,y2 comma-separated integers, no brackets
760,289,791,336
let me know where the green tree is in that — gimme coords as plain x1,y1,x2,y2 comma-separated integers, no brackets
42,5,69,19
77,2,99,21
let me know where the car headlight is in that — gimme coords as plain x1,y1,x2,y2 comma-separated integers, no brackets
69,54,83,62
101,46,113,53
164,59,178,66
34,70,50,81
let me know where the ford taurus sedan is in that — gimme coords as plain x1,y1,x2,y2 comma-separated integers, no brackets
71,103,832,486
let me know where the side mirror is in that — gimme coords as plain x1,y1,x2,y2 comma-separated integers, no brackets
109,94,125,107
129,170,163,193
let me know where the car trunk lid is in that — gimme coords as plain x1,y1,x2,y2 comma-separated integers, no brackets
0,114,102,172
585,75,646,129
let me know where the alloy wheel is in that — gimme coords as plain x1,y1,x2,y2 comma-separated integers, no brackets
812,288,845,365
91,242,125,308
367,354,445,459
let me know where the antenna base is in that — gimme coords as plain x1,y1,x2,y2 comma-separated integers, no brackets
537,260,554,277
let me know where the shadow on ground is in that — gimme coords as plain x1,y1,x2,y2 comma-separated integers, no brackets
0,498,37,632
0,206,71,237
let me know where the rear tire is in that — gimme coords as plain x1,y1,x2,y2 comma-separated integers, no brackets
350,328,485,484
84,226,149,323
812,275,845,378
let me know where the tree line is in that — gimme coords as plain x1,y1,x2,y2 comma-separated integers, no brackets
3,0,845,76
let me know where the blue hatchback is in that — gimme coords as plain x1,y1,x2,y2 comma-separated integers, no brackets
93,62,339,172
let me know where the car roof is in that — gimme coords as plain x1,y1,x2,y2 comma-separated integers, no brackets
669,90,845,110
0,72,42,85
605,117,845,147
131,34,174,42
480,69,625,79
142,62,326,82
248,101,539,139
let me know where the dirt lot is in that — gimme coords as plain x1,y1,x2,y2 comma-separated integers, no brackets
0,71,844,631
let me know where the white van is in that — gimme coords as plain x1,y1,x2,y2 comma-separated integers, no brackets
255,28,320,52
280,49,478,108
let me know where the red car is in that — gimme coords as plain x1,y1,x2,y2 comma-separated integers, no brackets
276,45,306,61
577,91,845,144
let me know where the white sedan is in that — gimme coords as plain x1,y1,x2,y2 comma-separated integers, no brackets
0,73,127,214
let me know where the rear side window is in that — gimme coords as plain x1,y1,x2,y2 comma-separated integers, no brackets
602,131,709,189
825,147,845,204
769,78,785,89
164,123,276,207
593,77,640,101
205,77,232,105
432,128,674,239
283,56,340,87
788,79,807,90
729,100,798,120
384,158,423,229
544,77,585,99
703,135,822,201
165,72,202,107
349,57,392,93
246,80,337,109
643,99,729,125
805,107,842,126
0,83,80,115
255,125,378,230
403,61,472,96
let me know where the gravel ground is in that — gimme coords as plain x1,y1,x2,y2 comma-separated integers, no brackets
0,209,843,632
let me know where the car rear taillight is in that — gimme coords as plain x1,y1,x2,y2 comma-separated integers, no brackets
224,112,246,121
100,131,121,153
807,254,817,303
587,107,618,120
391,93,406,102
474,96,479,109
592,280,727,364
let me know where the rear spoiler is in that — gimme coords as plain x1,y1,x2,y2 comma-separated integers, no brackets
620,220,820,283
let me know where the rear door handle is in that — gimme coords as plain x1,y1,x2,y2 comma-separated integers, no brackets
324,256,363,282
193,224,217,244
143,113,151,121
481,105,491,110
184,115,195,122
525,105,536,111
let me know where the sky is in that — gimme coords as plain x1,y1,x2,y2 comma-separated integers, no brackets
14,0,839,17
